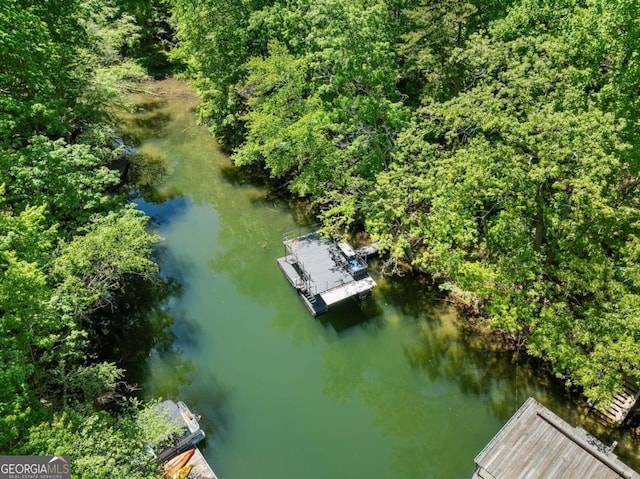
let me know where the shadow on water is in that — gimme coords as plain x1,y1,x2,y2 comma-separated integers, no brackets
220,161,319,226
219,161,301,200
144,348,196,399
317,297,384,333
90,274,181,388
133,250,233,443
405,320,552,420
122,255,233,442
399,286,640,472
374,267,446,322
219,163,267,188
181,375,232,445
127,152,174,202
371,269,577,419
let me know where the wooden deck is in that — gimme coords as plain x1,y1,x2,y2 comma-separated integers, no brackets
472,397,639,479
277,232,376,316
187,447,218,479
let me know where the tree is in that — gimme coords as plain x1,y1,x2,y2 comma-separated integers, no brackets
366,1,640,406
171,0,275,146
3,136,122,230
0,0,180,472
21,401,182,479
233,40,336,195
228,0,409,231
0,1,81,141
0,197,59,450
52,205,160,320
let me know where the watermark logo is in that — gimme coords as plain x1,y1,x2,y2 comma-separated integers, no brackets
0,456,70,479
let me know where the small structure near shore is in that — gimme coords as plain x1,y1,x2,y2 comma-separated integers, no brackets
154,400,219,479
277,232,377,316
472,397,639,479
590,380,640,427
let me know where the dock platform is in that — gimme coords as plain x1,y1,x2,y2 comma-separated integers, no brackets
472,397,639,479
187,447,218,479
277,232,376,316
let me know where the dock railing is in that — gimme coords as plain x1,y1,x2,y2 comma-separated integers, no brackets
297,261,317,296
283,240,317,296
282,225,321,244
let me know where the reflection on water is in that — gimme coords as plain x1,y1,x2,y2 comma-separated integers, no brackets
317,298,384,333
127,152,174,202
92,274,179,387
119,78,640,478
119,95,170,144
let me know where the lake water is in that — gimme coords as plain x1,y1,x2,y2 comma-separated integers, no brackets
120,78,639,478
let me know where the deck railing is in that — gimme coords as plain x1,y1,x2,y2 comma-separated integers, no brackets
284,246,317,296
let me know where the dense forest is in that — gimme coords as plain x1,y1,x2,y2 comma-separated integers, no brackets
0,0,180,476
171,0,639,409
1,0,638,476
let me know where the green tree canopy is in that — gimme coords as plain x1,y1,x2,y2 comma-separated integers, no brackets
172,0,640,408
0,0,178,473
365,0,640,406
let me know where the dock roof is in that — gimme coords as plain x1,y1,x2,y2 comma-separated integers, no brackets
284,233,360,294
473,397,639,479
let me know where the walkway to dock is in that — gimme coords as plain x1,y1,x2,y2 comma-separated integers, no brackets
591,381,640,426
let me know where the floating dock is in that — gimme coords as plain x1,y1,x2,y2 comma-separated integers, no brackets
277,232,377,316
472,397,639,479
187,447,218,479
